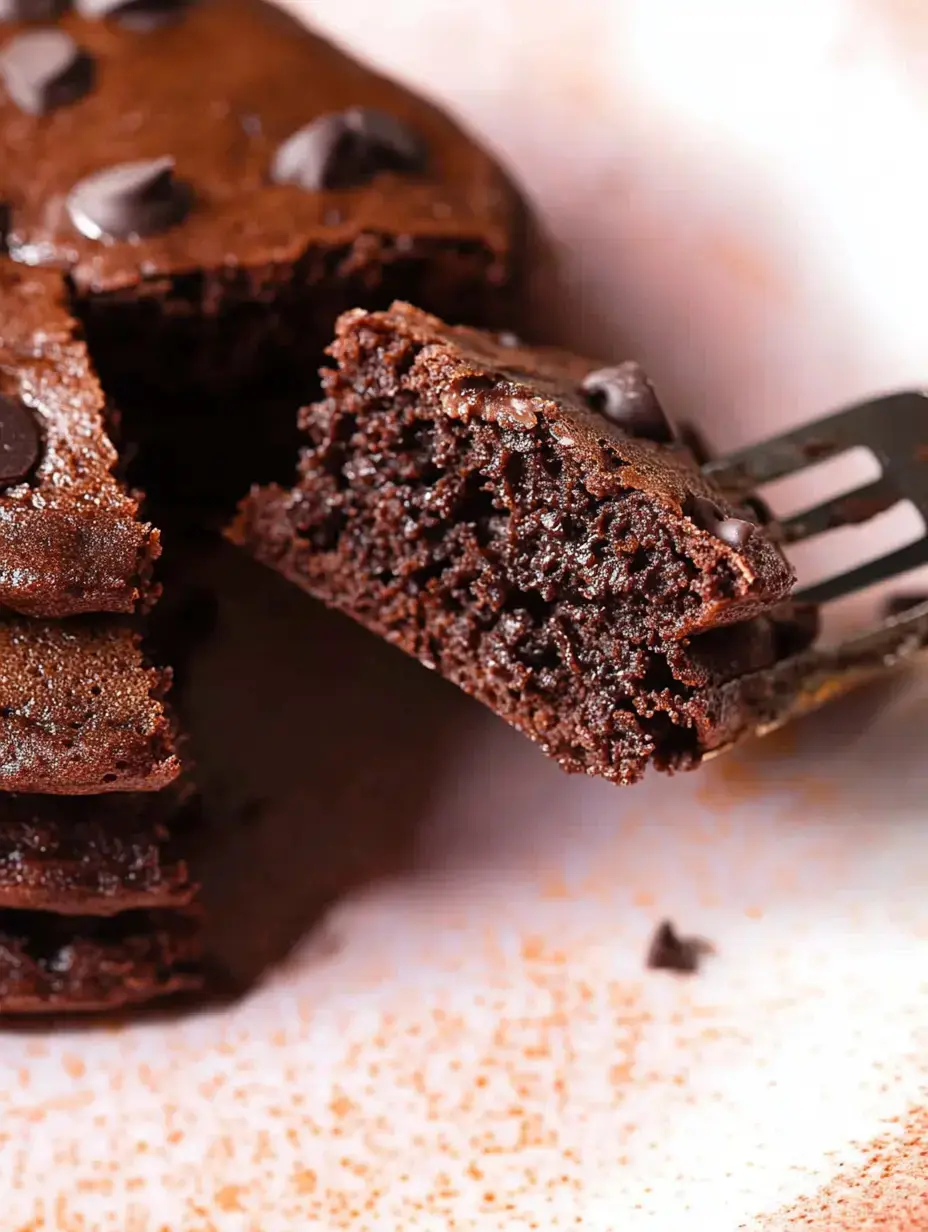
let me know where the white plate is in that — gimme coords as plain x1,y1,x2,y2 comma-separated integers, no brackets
6,1,928,1226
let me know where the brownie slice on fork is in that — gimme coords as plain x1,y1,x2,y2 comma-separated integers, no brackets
232,303,797,785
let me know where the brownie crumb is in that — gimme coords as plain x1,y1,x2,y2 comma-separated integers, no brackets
645,919,713,975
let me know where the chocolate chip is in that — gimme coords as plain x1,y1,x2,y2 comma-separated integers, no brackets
272,106,427,192
75,0,190,29
0,395,41,487
581,362,676,443
716,516,755,549
66,157,192,241
645,920,712,975
0,30,94,115
685,495,755,549
0,0,68,20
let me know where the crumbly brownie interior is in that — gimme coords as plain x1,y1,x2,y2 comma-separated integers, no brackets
240,314,795,783
0,617,180,795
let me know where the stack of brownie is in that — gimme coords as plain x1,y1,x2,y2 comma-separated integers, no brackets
0,0,809,1012
0,262,200,1012
0,0,522,1011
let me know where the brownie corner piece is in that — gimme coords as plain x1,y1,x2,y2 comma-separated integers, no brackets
231,302,796,784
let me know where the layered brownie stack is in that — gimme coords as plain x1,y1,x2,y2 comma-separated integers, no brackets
0,0,810,1011
0,0,521,1011
0,262,201,1012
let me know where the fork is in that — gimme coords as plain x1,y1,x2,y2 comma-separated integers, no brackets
696,391,928,747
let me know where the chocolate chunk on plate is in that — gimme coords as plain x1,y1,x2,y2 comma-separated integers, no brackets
230,302,796,786
646,920,714,975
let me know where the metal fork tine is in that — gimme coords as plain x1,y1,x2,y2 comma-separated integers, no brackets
702,390,928,608
780,476,898,545
795,536,928,605
702,405,872,490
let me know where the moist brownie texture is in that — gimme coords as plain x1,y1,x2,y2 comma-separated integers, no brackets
0,0,522,506
0,616,179,794
232,304,797,784
0,908,202,1014
0,784,198,915
0,261,159,617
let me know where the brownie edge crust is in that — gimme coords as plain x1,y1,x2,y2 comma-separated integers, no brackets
232,303,796,785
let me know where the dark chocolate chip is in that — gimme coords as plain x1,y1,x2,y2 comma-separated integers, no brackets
0,0,68,20
0,395,41,487
0,29,94,115
272,106,427,192
715,516,755,549
883,593,928,619
581,362,676,443
75,0,190,29
645,920,712,975
685,495,755,549
66,157,192,241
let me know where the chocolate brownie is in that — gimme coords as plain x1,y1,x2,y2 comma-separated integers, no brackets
0,615,179,793
0,261,159,617
0,0,522,508
231,304,797,784
0,783,197,914
0,908,201,1013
